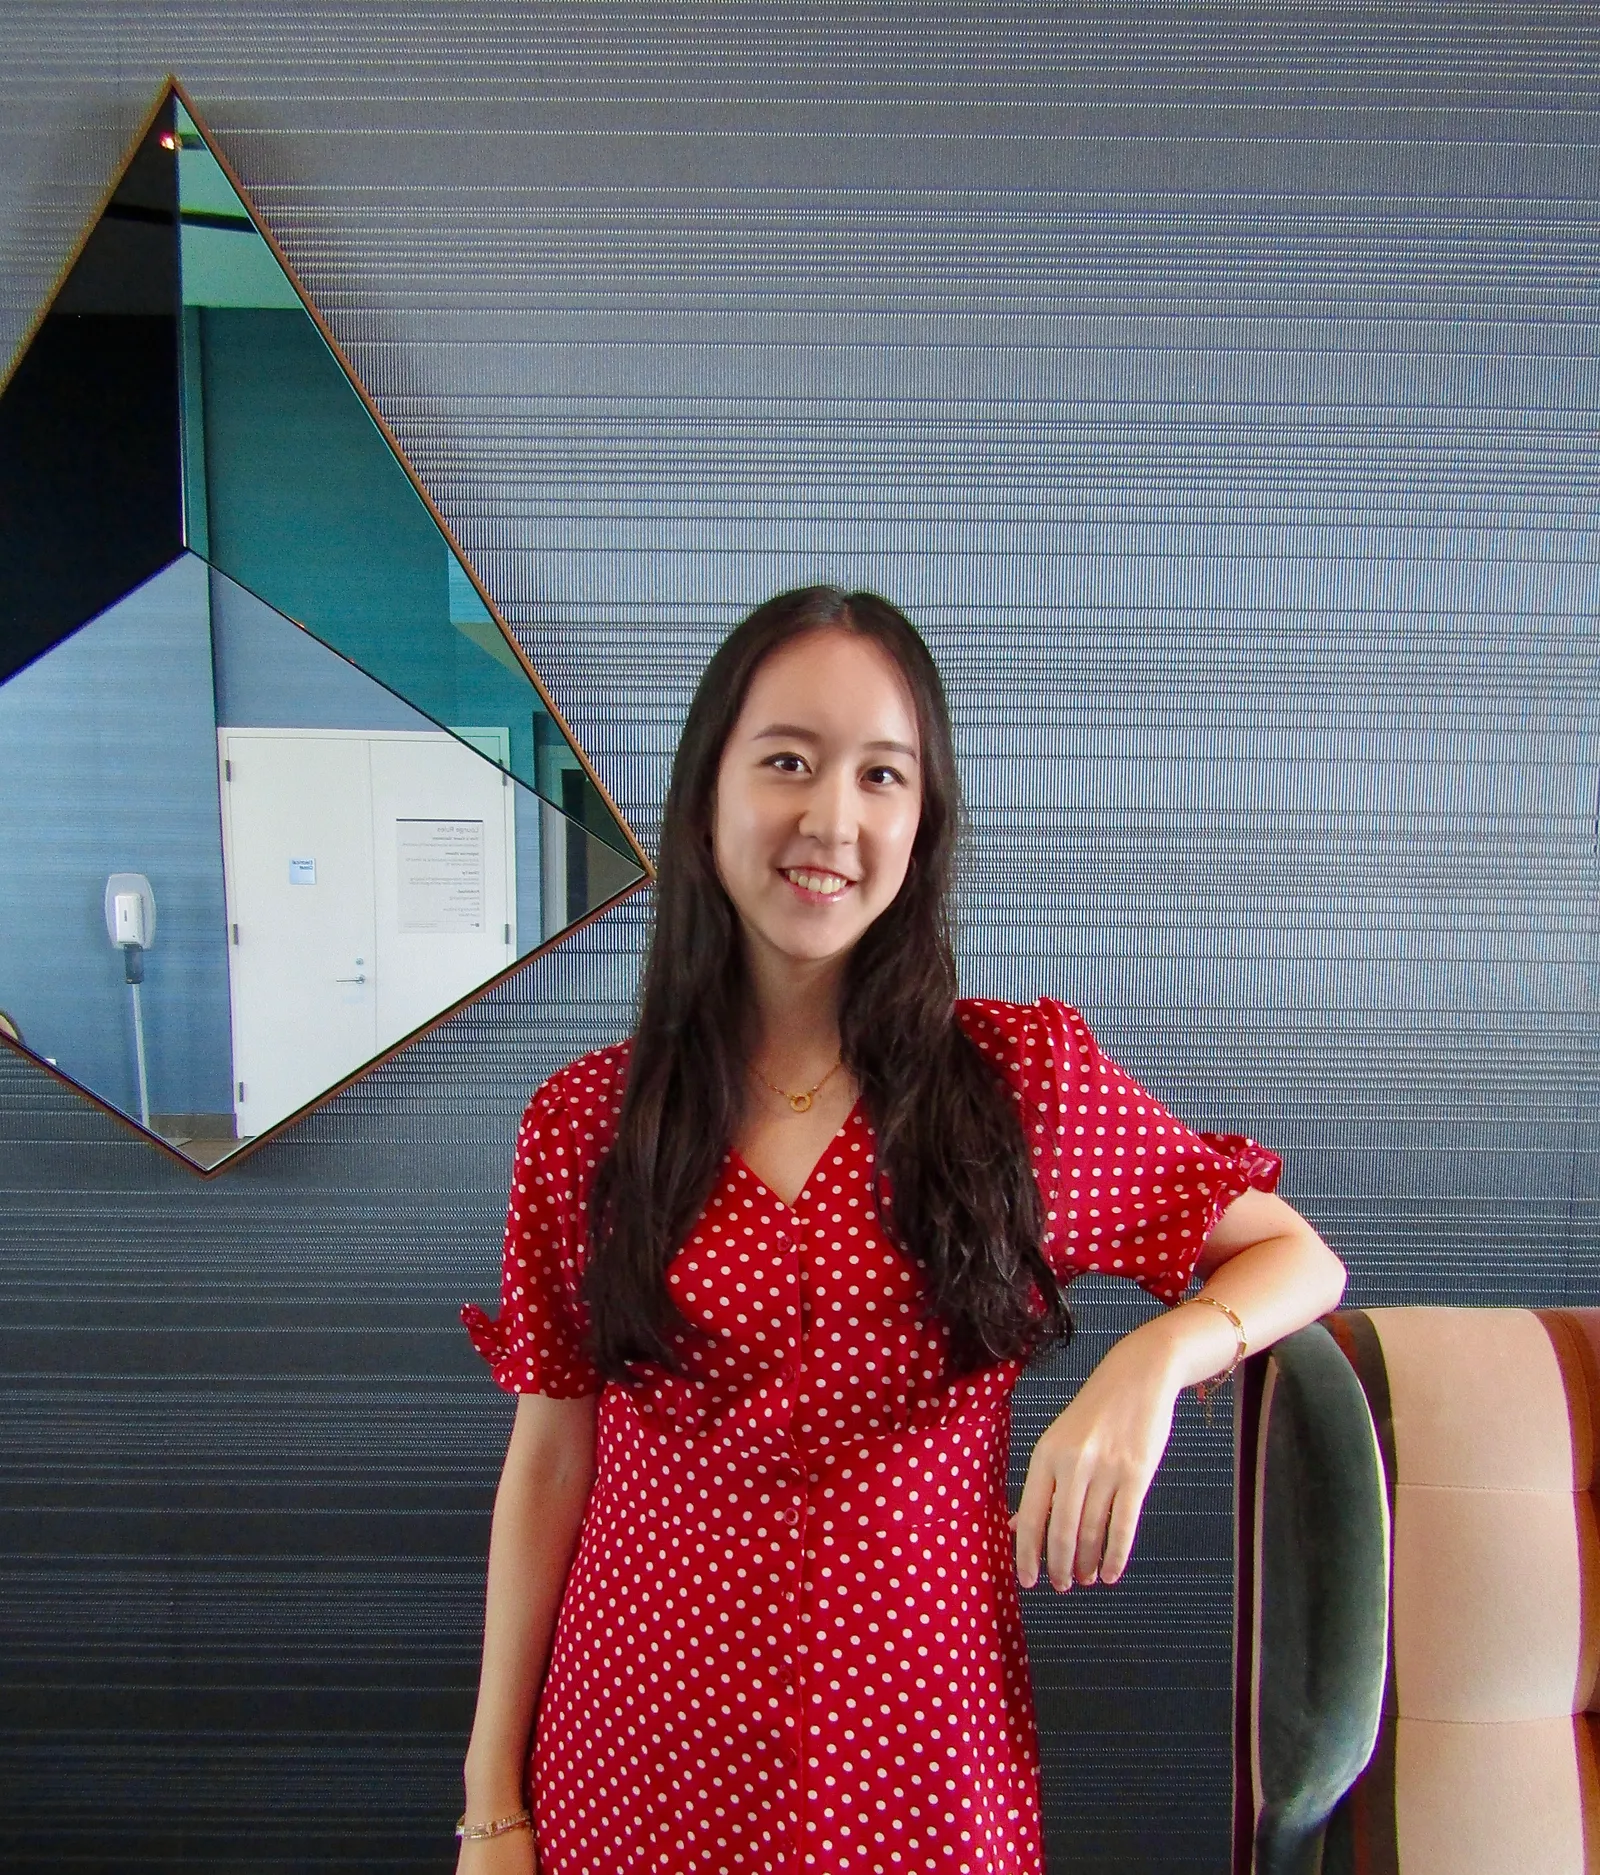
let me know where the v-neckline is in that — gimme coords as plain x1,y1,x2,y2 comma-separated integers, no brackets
728,1095,865,1215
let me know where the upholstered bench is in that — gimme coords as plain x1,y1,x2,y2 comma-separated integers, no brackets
1234,1306,1600,1875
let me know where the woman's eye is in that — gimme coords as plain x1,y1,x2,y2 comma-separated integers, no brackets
766,752,808,774
864,765,905,787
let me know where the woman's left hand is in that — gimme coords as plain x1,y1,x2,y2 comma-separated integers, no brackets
1009,1320,1185,1590
1009,1187,1348,1590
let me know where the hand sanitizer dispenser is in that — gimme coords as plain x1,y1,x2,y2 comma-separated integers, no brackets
104,872,156,1127
105,872,157,965
111,889,150,951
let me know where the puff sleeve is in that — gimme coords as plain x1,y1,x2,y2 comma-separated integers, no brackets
460,1079,602,1397
1038,997,1281,1301
960,995,1283,1305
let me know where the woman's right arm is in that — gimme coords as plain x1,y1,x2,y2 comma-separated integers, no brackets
456,1388,599,1874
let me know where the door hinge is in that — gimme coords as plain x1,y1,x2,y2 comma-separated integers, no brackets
224,758,233,781
231,923,240,945
237,1080,246,1102
504,922,511,944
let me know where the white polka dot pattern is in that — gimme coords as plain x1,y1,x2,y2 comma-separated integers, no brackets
461,997,1280,1873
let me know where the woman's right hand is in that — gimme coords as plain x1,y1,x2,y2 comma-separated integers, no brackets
455,1391,595,1875
454,1826,537,1875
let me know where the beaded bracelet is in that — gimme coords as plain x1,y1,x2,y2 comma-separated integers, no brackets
456,1808,532,1842
1185,1294,1247,1422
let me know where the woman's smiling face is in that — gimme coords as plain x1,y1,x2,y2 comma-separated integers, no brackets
712,627,923,973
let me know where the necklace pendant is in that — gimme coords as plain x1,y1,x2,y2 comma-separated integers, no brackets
788,1091,814,1113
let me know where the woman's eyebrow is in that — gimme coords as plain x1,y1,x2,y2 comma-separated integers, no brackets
752,722,823,743
752,723,920,760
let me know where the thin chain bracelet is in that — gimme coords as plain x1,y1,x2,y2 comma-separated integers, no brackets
456,1808,532,1842
1185,1294,1247,1423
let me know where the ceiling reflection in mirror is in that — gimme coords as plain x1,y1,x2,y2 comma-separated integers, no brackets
0,82,647,1168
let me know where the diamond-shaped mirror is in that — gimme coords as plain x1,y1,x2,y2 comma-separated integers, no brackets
0,82,647,1170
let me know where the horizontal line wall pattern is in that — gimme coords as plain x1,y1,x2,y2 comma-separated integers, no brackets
1,5,1596,1871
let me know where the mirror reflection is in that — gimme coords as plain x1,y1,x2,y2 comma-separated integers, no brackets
0,93,183,682
0,556,644,1168
169,101,630,852
0,88,633,848
0,82,647,1166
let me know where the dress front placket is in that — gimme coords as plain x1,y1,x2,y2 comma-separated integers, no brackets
788,1174,861,1874
765,1205,810,1872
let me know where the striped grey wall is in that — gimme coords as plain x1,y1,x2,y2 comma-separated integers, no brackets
2,6,1595,1870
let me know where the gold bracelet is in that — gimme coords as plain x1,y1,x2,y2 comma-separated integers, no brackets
456,1808,532,1842
1185,1294,1247,1420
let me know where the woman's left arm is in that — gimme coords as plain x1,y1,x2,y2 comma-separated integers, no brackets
1010,1187,1346,1592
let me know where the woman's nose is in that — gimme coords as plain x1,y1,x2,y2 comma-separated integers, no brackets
796,766,858,845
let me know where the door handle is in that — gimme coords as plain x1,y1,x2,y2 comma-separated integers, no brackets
335,973,368,984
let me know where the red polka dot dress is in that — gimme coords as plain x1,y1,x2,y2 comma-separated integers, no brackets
462,997,1280,1874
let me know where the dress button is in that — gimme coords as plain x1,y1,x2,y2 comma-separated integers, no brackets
777,1507,799,1526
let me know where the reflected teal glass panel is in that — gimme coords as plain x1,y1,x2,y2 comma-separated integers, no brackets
171,100,633,858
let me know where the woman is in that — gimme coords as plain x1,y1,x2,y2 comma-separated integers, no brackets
456,587,1345,1873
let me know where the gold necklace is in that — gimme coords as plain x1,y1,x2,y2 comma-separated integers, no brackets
753,1056,843,1114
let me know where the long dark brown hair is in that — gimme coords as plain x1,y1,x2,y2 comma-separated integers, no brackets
582,586,1073,1384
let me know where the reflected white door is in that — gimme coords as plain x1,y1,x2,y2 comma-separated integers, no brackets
220,730,515,1137
219,732,377,1136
